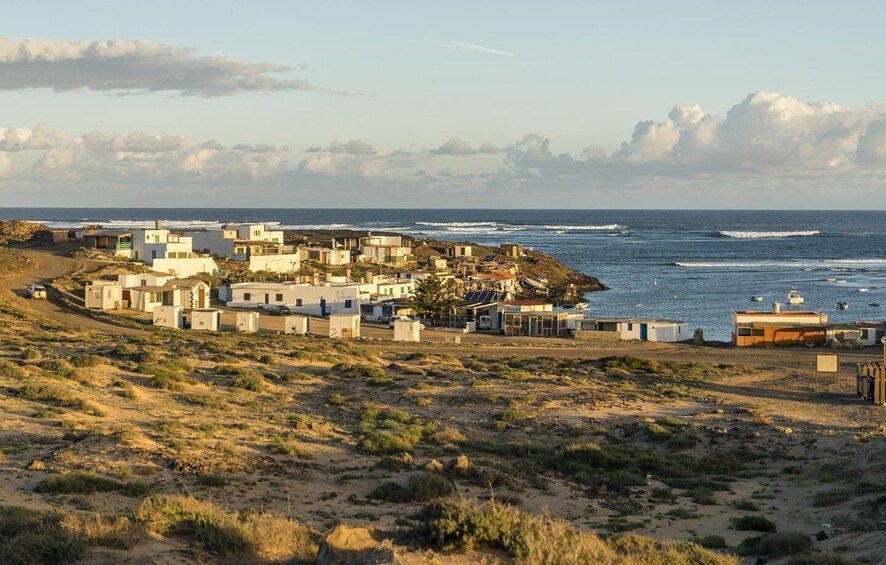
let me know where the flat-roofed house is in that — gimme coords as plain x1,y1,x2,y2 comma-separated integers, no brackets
577,317,689,342
499,300,582,337
185,223,300,273
733,306,829,346
227,282,359,316
84,280,123,310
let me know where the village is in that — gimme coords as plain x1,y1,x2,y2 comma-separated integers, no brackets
41,220,882,352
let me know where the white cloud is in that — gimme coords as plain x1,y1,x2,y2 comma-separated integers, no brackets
0,37,314,96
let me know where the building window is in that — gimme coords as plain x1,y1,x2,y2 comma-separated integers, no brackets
296,299,303,306
751,329,765,337
276,293,283,302
627,323,633,331
737,328,752,336
244,292,251,301
345,300,353,308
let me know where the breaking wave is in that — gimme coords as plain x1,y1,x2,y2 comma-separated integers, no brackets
541,224,622,230
676,259,886,269
718,230,820,239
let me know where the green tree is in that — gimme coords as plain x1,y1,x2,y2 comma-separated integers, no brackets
409,274,460,325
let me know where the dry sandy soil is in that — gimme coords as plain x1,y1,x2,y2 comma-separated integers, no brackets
0,246,883,564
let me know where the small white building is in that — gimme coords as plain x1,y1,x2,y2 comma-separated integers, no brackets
329,314,360,339
191,309,221,331
227,282,359,316
153,305,184,329
117,272,174,289
376,279,415,299
393,318,422,342
300,247,351,266
84,280,123,310
284,315,310,335
578,317,690,342
126,279,211,313
236,311,260,333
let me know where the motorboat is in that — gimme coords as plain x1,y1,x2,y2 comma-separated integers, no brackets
750,295,763,302
574,302,589,310
869,302,881,307
787,288,805,305
858,288,870,293
836,302,849,310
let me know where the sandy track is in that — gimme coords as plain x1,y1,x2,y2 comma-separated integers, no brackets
1,246,145,335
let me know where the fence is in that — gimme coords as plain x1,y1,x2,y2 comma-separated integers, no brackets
856,363,886,405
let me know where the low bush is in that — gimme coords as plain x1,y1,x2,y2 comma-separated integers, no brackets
731,515,777,532
0,505,84,564
69,354,107,368
412,501,737,564
369,472,452,503
35,472,122,494
137,495,318,561
0,360,25,379
736,532,811,557
230,372,269,393
697,534,728,549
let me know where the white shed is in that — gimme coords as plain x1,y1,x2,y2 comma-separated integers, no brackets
284,315,310,335
393,318,421,342
153,305,184,329
329,314,360,339
84,281,122,310
236,311,260,333
191,309,221,331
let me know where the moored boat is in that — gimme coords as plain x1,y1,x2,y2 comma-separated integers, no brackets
837,301,848,310
788,288,805,305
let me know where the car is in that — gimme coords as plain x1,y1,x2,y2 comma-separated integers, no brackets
26,284,47,299
264,304,291,316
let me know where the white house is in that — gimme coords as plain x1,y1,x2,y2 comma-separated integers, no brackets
127,279,211,313
855,322,886,346
227,282,360,316
300,247,351,266
376,279,415,299
185,223,300,273
84,280,123,310
578,317,690,343
117,272,174,289
359,244,413,264
126,221,219,277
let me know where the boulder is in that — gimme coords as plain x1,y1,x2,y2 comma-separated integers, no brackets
317,525,393,564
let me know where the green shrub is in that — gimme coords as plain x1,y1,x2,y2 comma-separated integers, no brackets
230,372,268,392
812,488,853,507
268,436,313,459
358,431,418,455
38,359,79,380
0,505,84,564
369,472,452,503
646,423,672,441
697,534,728,549
733,499,760,511
736,532,811,557
34,472,122,494
137,495,318,560
69,354,107,368
0,361,25,379
731,515,777,532
336,363,386,379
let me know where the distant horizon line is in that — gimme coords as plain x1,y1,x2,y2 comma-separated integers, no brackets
2,207,886,212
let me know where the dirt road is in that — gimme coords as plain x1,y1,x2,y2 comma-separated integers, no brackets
0,246,145,335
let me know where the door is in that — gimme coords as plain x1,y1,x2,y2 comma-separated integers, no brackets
264,293,269,304
320,298,327,316
640,323,648,340
198,287,206,308
529,317,538,336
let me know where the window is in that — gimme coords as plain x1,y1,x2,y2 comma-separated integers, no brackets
244,292,251,301
627,323,633,331
276,293,283,302
345,300,353,308
253,230,261,236
737,328,752,336
751,329,765,336
295,298,303,306
861,329,870,339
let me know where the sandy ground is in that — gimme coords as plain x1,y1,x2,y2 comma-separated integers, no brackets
1,245,885,563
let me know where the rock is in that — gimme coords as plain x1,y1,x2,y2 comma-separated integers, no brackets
27,460,45,471
317,524,393,564
425,459,444,472
815,530,829,541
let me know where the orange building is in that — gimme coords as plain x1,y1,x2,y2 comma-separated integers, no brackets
733,308,829,346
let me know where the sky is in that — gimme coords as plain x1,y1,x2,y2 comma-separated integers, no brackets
3,1,886,208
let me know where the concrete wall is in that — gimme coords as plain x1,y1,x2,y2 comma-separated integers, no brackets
248,253,301,273
153,306,184,329
393,319,421,342
228,283,359,316
150,257,218,277
191,309,221,331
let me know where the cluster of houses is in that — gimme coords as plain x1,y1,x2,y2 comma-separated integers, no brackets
75,221,886,347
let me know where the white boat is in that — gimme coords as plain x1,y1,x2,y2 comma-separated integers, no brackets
836,302,849,310
787,288,805,305
574,302,589,310
750,295,763,302
858,288,870,293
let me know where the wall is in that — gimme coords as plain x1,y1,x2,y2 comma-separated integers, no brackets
229,283,359,316
735,327,827,346
248,253,301,273
151,257,219,277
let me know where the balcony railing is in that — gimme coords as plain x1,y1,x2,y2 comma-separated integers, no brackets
116,242,133,250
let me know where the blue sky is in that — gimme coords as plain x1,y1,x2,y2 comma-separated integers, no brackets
2,1,886,207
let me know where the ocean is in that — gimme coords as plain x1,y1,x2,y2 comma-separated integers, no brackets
3,208,885,341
